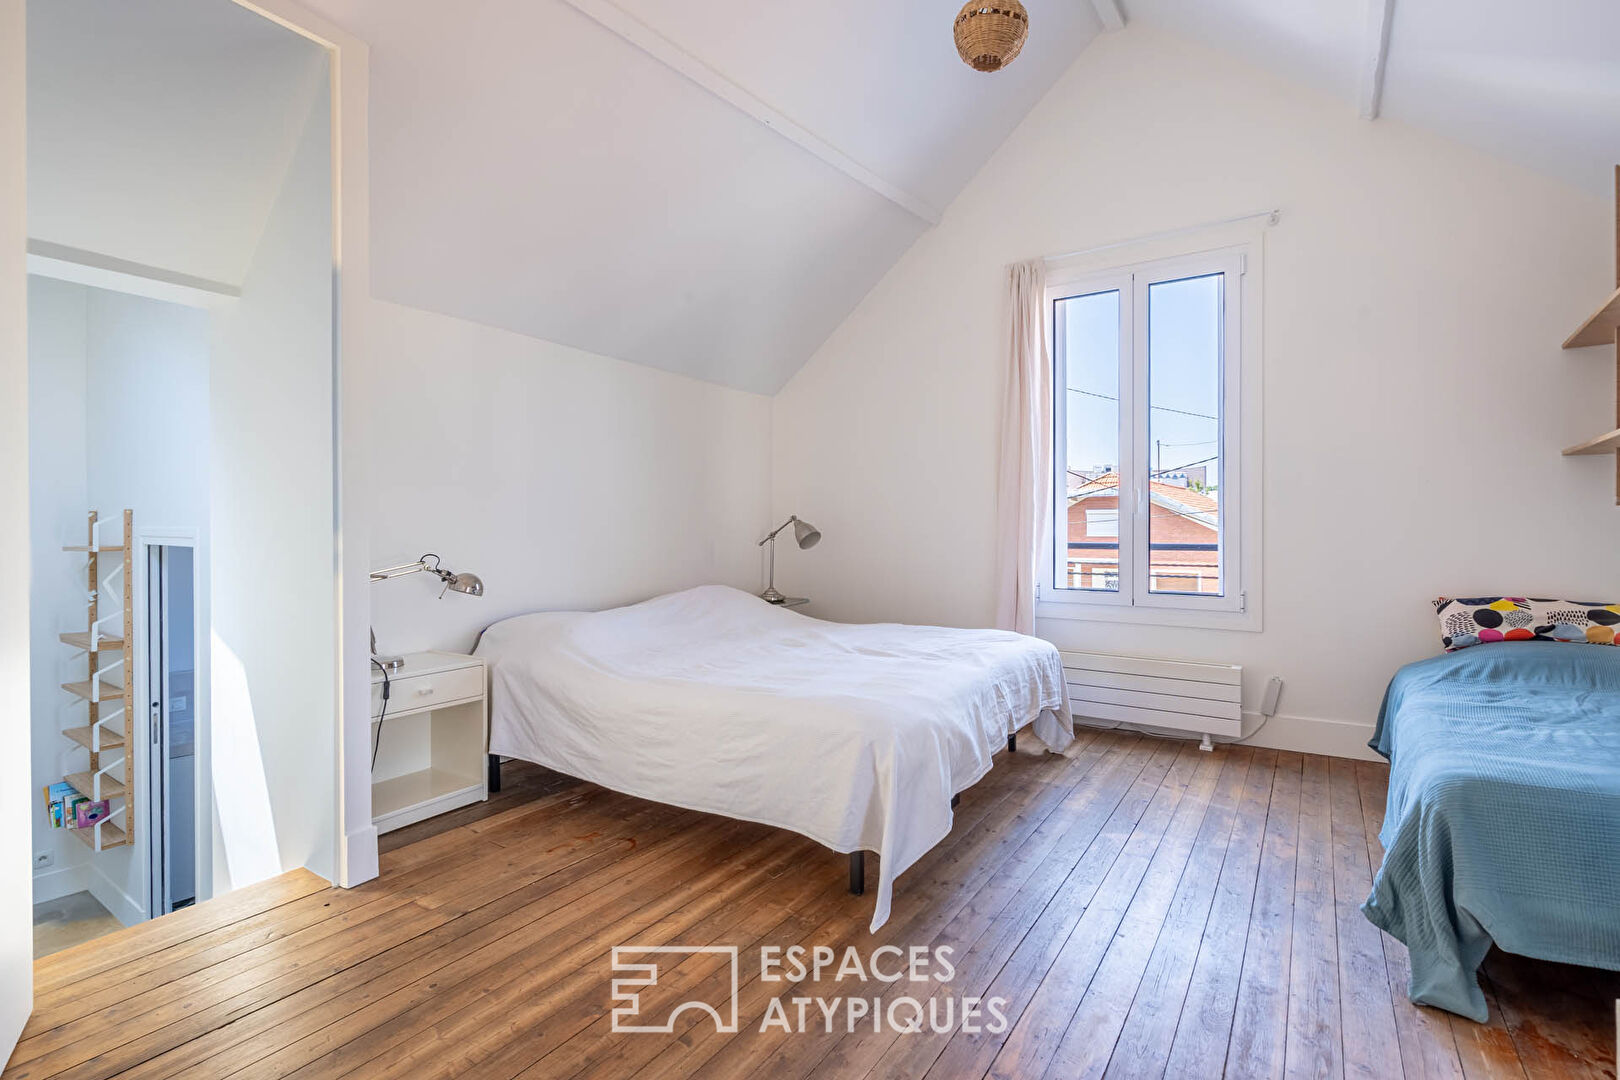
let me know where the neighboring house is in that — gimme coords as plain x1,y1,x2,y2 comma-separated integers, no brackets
1065,471,1221,593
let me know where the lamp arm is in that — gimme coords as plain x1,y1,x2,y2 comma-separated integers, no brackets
757,516,800,547
368,553,450,582
369,560,429,582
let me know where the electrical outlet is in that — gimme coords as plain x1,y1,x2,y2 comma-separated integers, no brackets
34,850,54,870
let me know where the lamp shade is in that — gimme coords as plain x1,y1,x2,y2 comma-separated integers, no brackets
953,1,1029,73
792,519,821,549
446,572,484,596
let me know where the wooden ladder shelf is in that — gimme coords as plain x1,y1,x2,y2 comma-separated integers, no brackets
58,509,135,851
1561,165,1620,504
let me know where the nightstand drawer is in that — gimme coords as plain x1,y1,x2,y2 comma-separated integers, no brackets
372,664,483,718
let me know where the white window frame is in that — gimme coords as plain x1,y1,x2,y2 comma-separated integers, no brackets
1037,236,1263,632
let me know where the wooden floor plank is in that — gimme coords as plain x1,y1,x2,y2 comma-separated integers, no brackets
1098,746,1255,1080
605,733,1132,1080
1226,750,1304,1080
921,739,1181,1080
1160,747,1277,1080
1038,746,1231,1080
10,730,1609,1080
1482,951,1618,1080
1354,760,1467,1080
806,735,1151,1080
981,742,1206,1080
1283,752,1342,1080
113,800,711,1080
1329,756,1403,1080
659,738,1124,1080
29,870,330,995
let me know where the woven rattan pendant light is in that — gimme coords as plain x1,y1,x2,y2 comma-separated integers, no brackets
953,1,1029,73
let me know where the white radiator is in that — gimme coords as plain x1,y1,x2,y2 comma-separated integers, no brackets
1061,651,1242,739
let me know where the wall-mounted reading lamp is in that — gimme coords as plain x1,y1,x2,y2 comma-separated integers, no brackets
368,553,484,670
758,516,820,604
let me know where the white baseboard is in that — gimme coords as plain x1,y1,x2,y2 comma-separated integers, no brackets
1232,710,1381,761
340,824,379,888
1078,709,1381,761
84,864,146,928
31,863,88,906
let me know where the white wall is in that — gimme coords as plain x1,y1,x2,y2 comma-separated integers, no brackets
82,285,209,922
27,277,211,924
1,0,30,1052
86,290,210,528
772,25,1616,757
26,276,90,904
27,0,330,288
366,299,773,658
208,76,336,892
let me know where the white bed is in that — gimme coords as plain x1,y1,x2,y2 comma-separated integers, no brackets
474,585,1073,930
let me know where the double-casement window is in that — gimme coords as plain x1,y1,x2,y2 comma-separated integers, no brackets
1039,244,1255,627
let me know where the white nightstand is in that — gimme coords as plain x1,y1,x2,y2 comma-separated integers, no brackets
370,650,489,833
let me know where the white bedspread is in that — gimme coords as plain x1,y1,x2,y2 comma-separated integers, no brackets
475,585,1073,931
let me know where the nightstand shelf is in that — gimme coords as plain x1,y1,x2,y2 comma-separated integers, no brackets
370,650,489,833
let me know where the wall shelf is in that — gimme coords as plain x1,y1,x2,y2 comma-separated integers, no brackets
62,725,125,752
65,771,126,800
1562,285,1620,349
58,509,136,853
61,679,125,703
72,820,126,848
1562,428,1620,456
1561,166,1620,504
59,631,125,652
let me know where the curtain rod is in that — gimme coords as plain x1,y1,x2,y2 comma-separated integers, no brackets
1040,208,1281,264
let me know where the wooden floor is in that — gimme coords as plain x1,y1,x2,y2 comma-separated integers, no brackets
8,732,1617,1079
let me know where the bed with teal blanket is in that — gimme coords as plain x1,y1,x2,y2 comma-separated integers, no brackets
1362,641,1620,1021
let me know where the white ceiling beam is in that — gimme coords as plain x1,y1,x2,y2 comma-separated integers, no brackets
1090,0,1126,33
1358,0,1396,120
558,0,942,225
26,239,240,308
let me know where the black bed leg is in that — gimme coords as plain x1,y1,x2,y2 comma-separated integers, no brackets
849,851,865,896
1008,732,1017,753
487,754,501,794
950,793,960,808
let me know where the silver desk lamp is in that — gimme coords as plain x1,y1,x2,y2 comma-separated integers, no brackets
368,553,484,670
758,516,820,604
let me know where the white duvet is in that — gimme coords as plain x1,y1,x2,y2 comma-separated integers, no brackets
475,585,1073,931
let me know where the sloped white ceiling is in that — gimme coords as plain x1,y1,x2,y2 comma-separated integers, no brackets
1380,0,1620,197
1124,0,1620,198
300,0,1106,393
44,1,1609,393
27,0,328,287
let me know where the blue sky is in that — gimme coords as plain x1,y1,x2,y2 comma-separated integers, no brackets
1059,273,1223,490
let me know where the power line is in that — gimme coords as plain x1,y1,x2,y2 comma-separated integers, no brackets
1066,387,1219,422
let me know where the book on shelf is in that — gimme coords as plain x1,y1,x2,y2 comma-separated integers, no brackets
74,798,111,829
43,781,87,829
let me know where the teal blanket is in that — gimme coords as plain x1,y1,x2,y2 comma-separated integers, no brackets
1362,642,1620,1021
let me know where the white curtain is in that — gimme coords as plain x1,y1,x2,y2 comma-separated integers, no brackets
993,260,1051,636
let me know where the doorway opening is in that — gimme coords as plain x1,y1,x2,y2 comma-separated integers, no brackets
25,0,338,959
146,543,199,917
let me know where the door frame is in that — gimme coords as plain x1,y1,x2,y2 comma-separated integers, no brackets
138,529,206,919
1,0,32,1055
233,0,380,895
0,0,374,1056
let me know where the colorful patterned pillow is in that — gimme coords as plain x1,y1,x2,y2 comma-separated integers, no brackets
1435,596,1620,651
